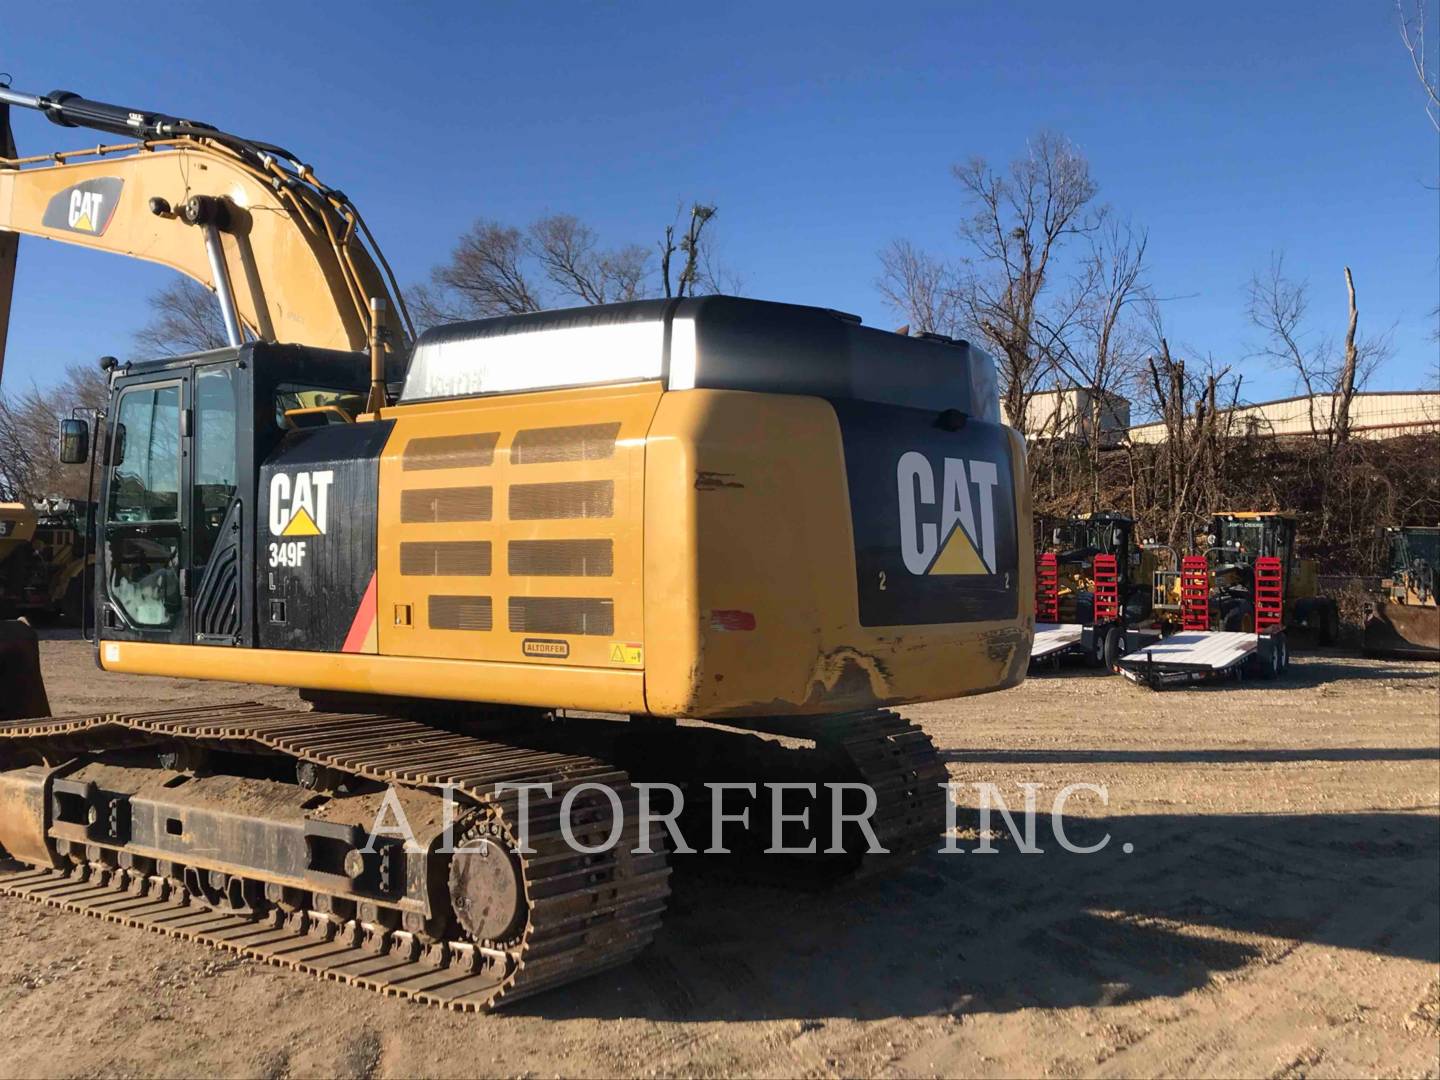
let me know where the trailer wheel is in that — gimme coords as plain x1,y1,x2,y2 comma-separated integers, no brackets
1102,625,1124,670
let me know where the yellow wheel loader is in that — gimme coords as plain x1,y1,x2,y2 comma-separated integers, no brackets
1364,526,1439,659
0,85,1032,1009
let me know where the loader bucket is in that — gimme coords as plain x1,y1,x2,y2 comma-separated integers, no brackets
0,619,50,720
1363,602,1440,661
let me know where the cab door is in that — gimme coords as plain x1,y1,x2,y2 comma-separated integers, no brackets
100,375,190,644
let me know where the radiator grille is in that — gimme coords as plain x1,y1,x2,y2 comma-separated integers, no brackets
508,596,614,636
401,541,493,576
508,480,613,520
508,539,613,577
510,422,621,465
402,433,498,471
428,595,494,631
400,486,494,523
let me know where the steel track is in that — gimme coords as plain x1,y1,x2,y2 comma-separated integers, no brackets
0,703,670,1010
0,703,947,1008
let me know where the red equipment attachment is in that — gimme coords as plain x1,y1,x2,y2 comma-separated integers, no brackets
1181,555,1211,632
1254,555,1284,633
1036,552,1059,622
1092,554,1120,624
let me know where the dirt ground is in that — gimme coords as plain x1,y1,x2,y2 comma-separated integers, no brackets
2,633,1437,1080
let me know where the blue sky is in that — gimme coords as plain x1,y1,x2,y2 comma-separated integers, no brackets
2,1,1436,403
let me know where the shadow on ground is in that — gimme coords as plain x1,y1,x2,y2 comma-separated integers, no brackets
511,809,1439,1023
941,746,1440,765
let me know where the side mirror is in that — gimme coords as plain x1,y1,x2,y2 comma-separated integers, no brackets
112,422,127,467
58,418,90,464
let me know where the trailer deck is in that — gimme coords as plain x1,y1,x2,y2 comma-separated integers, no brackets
1117,630,1286,688
1031,622,1086,661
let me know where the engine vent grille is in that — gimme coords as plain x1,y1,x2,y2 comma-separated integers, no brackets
508,480,614,520
510,422,621,465
400,487,494,523
428,595,494,631
401,541,493,577
508,596,614,636
402,433,499,471
508,539,613,577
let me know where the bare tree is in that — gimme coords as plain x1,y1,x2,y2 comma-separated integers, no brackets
876,133,1103,441
876,239,962,336
410,220,543,324
0,363,109,502
1043,220,1151,504
658,204,733,298
530,214,650,306
1246,255,1391,447
1398,0,1440,131
954,133,1102,440
413,206,734,327
132,278,230,358
1129,318,1245,548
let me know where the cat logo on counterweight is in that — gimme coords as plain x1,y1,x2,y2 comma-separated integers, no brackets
895,450,1000,576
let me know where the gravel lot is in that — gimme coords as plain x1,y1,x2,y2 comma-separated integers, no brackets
1,633,1436,1079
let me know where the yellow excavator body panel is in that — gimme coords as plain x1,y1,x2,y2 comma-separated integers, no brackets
101,366,1033,719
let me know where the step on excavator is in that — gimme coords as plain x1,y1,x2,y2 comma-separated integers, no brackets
0,85,1033,1008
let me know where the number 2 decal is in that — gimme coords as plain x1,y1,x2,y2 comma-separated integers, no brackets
878,570,887,591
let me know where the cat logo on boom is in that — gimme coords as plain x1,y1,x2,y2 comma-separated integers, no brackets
895,450,1000,577
41,178,124,237
269,470,334,537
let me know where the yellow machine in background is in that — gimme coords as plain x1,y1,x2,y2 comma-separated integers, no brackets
0,85,1032,1011
1203,512,1338,639
1365,525,1439,658
0,499,92,623
0,502,38,571
1039,512,1161,626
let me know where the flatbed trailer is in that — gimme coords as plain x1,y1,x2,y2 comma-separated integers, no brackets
1029,552,1159,670
1116,629,1288,688
1119,554,1291,689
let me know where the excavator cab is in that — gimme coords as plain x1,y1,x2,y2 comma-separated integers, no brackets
60,343,370,648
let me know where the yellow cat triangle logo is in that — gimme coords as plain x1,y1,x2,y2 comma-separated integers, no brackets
72,212,95,232
929,525,987,574
281,507,322,536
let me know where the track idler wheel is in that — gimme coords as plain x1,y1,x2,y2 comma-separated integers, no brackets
448,825,526,946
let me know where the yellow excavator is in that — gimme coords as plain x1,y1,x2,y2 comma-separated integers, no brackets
0,84,1032,1009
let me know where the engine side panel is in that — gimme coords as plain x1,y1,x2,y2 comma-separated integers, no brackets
375,381,662,675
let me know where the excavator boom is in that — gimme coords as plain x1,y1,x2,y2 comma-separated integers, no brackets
0,85,412,385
